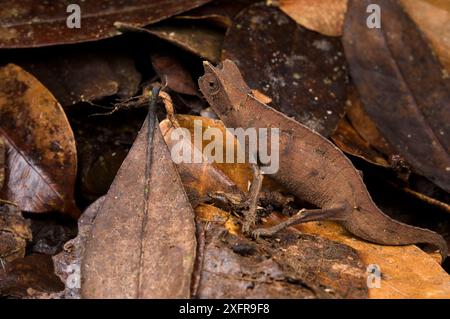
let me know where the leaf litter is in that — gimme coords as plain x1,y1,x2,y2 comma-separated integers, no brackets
0,0,449,300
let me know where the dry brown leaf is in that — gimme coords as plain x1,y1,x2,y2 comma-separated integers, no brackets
195,205,368,298
331,117,389,167
251,89,272,104
277,0,348,36
286,220,450,299
0,0,212,48
82,115,196,298
0,64,78,217
400,0,450,71
343,0,450,193
151,53,198,96
160,115,243,206
165,114,253,192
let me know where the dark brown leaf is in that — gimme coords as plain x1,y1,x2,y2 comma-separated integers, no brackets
0,0,212,48
19,46,141,107
331,117,389,167
222,4,348,137
0,254,64,298
151,53,198,96
145,20,224,63
0,64,79,217
342,0,450,192
0,204,32,264
179,0,259,29
82,115,196,298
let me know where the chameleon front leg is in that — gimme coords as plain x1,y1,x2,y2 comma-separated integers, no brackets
251,205,347,238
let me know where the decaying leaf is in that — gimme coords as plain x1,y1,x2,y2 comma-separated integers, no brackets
277,0,348,36
72,109,144,202
331,117,389,167
0,204,32,264
119,19,224,63
343,0,450,193
19,46,141,106
222,4,348,137
289,220,450,299
344,86,394,157
0,0,212,48
82,113,196,298
195,206,368,299
53,196,105,299
151,53,198,96
160,115,243,206
400,0,450,71
0,64,78,217
0,254,64,298
199,60,447,260
180,0,259,29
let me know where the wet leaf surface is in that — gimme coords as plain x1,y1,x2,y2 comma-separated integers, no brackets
0,204,32,264
0,254,64,298
343,0,450,192
0,64,79,216
195,206,368,299
277,0,348,36
0,0,212,48
82,114,196,298
222,4,348,136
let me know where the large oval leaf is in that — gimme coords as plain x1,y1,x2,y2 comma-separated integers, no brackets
82,115,196,298
342,0,450,192
0,0,211,48
0,64,78,216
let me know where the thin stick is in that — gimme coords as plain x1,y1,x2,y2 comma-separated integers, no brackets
242,164,264,233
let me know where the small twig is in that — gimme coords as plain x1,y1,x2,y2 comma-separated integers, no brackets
242,164,264,234
0,199,18,207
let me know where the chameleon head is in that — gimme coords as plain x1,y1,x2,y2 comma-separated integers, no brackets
199,60,251,116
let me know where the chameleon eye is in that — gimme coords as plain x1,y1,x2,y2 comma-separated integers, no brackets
204,74,220,94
